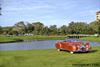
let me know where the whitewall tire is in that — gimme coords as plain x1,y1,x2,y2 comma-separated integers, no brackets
57,49,60,51
70,51,74,54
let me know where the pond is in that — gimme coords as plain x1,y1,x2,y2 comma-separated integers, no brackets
0,39,100,51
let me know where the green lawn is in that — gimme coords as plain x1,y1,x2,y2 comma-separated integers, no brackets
0,36,23,43
80,37,100,42
0,36,14,42
1,35,100,43
0,46,100,67
14,35,65,40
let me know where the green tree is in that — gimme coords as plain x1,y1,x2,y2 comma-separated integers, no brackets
68,21,89,34
90,20,100,34
0,26,2,34
98,26,100,35
42,26,49,35
26,23,34,33
12,21,27,35
32,22,44,35
49,25,57,35
59,25,68,35
2,26,13,35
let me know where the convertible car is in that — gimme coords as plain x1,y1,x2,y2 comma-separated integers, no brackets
55,40,91,54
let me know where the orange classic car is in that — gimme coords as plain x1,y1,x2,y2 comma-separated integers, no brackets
55,41,91,54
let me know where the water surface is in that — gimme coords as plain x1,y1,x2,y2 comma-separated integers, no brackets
0,39,100,51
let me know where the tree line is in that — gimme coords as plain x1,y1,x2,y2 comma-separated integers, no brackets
0,20,100,36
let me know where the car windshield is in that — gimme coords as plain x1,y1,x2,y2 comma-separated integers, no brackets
66,39,79,42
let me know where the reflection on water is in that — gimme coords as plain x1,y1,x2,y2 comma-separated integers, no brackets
0,40,62,50
0,39,100,50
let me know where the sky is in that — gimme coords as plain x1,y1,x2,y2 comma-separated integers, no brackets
0,0,100,27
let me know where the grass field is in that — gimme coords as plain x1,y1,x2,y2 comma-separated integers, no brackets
80,37,100,42
0,46,100,67
15,36,65,40
1,35,100,43
0,36,23,43
0,36,15,42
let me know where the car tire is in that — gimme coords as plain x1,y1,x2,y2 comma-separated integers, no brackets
70,51,74,54
57,49,61,51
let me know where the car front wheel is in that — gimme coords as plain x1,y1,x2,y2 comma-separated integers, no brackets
70,51,74,54
57,49,61,51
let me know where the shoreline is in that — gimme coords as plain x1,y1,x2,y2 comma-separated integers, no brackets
0,36,65,43
0,40,23,44
0,36,100,43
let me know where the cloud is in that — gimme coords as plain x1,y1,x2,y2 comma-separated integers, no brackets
3,5,52,11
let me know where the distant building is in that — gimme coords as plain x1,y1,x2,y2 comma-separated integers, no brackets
96,11,100,21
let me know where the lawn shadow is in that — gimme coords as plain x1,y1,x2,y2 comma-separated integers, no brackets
88,50,98,53
74,50,98,54
59,49,98,54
